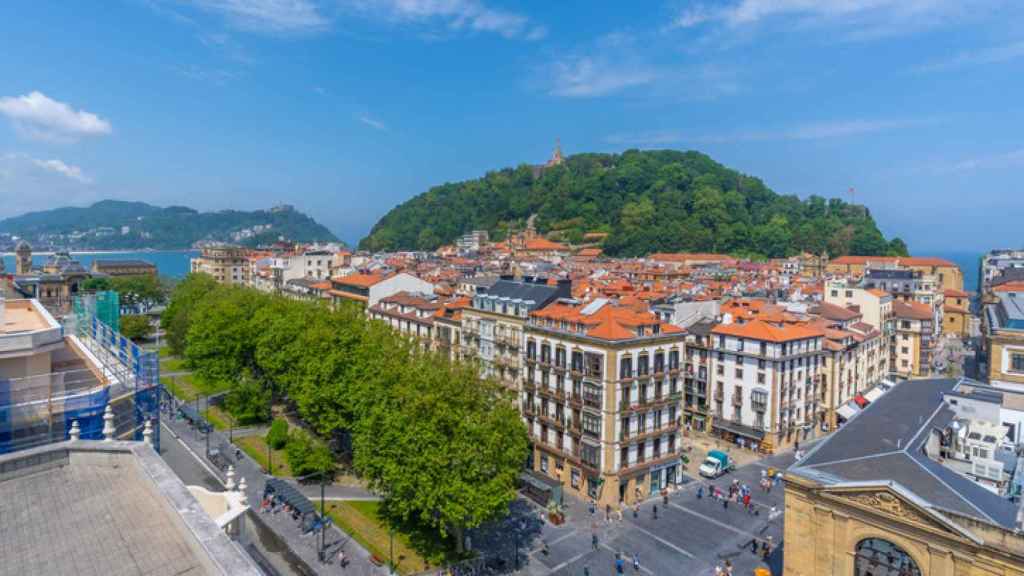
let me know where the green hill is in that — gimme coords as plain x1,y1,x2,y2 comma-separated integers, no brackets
361,149,907,259
0,200,338,250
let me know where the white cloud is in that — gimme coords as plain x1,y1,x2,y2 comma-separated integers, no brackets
184,0,329,33
607,118,927,145
548,55,658,98
915,40,1024,72
933,148,1024,174
31,158,92,184
358,114,387,131
0,91,112,142
345,0,540,40
668,0,997,39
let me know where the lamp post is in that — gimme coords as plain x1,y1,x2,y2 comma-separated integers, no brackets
320,473,327,563
389,527,394,575
204,395,210,457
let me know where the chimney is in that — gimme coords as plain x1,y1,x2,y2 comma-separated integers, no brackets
556,278,573,299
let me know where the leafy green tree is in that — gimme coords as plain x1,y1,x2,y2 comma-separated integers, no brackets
82,277,113,291
111,274,166,310
119,314,152,341
162,273,220,355
266,418,289,450
184,287,267,385
286,429,335,478
354,355,528,553
224,373,271,425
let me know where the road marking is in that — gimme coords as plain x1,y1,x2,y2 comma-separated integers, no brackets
622,521,695,559
668,502,761,540
599,544,655,576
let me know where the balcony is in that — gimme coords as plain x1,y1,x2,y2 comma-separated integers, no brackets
538,386,566,402
538,412,567,431
732,395,743,407
568,392,583,408
522,380,536,392
617,392,682,413
525,356,537,366
495,333,520,348
752,401,767,413
620,420,681,443
617,450,685,477
521,402,536,416
713,389,724,402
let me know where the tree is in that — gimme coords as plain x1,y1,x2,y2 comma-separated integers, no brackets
119,314,152,341
184,287,267,385
162,273,220,355
224,374,271,425
266,418,289,450
111,274,166,311
81,277,113,292
354,355,528,554
286,429,335,478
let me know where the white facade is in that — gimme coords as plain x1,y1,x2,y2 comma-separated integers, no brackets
367,273,435,308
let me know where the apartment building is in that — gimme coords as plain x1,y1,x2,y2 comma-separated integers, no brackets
461,277,569,388
983,291,1024,391
826,255,964,292
891,299,939,378
367,291,441,344
682,320,715,434
328,271,434,309
810,303,889,430
523,299,686,506
943,288,972,338
432,298,469,363
190,245,251,286
823,279,894,334
709,318,826,453
270,249,333,292
862,267,941,308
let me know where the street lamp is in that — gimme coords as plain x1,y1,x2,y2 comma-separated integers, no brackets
389,527,394,575
320,473,327,563
204,395,210,457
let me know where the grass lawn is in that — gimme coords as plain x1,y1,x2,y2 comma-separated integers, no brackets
326,501,429,575
162,375,198,402
236,435,291,477
160,356,187,372
202,405,232,431
158,345,173,358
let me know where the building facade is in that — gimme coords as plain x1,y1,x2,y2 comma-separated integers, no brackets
523,299,686,507
984,291,1024,391
191,245,251,286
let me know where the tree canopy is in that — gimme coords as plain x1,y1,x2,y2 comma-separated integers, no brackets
164,275,528,557
360,149,908,259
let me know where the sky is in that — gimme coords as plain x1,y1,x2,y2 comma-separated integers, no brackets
1,1,1022,252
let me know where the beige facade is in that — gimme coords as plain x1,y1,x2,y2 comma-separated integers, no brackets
826,256,964,293
462,307,524,389
522,302,687,508
190,245,251,286
784,475,1024,576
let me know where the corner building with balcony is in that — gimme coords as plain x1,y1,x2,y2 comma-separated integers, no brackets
522,298,686,507
710,318,826,453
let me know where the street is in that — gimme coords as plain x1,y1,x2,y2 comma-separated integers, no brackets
469,449,797,576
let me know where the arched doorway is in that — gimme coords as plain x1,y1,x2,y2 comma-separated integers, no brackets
854,538,921,576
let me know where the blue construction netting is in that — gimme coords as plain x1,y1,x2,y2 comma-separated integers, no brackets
0,303,161,454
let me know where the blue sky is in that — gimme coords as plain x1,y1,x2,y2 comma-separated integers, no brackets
1,1,1022,252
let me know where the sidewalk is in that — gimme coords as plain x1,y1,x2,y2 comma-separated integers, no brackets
163,411,388,576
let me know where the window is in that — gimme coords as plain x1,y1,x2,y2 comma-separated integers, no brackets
1011,353,1024,373
717,365,724,376
830,290,838,297
620,357,633,378
735,368,743,379
582,412,601,437
571,468,580,489
540,455,548,473
757,372,765,384
901,347,909,354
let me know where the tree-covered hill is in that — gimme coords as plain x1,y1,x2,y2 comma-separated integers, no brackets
361,150,907,258
0,200,338,250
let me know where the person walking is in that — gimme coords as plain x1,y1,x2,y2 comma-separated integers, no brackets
697,484,704,500
632,552,640,573
592,533,599,551
615,556,625,575
742,493,751,512
583,566,590,576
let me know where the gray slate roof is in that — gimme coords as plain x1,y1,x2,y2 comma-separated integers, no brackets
792,378,1019,530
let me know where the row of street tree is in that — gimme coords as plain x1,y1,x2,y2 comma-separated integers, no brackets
162,273,529,561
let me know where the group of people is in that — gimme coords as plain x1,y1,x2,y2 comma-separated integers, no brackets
696,478,768,516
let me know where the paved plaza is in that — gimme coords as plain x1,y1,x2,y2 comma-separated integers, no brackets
472,447,799,576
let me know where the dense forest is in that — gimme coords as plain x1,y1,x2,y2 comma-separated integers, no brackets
0,200,338,249
361,150,908,259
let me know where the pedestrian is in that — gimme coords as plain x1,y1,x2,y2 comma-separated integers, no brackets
714,565,723,576
723,494,729,510
743,493,751,511
724,559,733,574
663,490,669,506
606,504,611,522
697,484,704,499
633,504,638,518
590,499,596,516
615,556,625,575
592,533,599,551
632,552,640,573
652,504,658,519
583,566,590,576
770,505,778,519
751,539,759,554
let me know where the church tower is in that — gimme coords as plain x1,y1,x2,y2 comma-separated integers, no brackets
15,240,32,275
546,138,564,167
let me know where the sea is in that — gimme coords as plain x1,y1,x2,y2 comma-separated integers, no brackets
1,250,199,279
935,251,983,294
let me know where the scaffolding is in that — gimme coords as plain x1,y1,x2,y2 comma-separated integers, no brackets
73,290,121,332
0,301,160,454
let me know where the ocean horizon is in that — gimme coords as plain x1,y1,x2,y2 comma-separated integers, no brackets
2,249,199,279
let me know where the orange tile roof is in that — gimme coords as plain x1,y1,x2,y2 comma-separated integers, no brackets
944,288,970,297
712,319,825,342
524,238,568,251
994,281,1024,293
531,301,684,342
829,255,957,268
650,253,732,263
577,247,603,257
333,272,385,288
892,300,933,321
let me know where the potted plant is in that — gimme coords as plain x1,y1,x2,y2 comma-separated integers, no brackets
546,499,565,525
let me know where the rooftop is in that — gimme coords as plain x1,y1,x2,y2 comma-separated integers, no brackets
793,378,1020,531
0,441,260,576
0,298,58,334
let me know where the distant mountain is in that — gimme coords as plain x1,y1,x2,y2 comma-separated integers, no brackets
0,200,338,250
360,149,908,259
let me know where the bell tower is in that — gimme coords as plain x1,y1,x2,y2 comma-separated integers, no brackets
15,240,32,275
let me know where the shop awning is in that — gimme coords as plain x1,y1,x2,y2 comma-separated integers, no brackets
853,394,869,408
836,403,860,421
863,387,885,403
711,419,766,440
